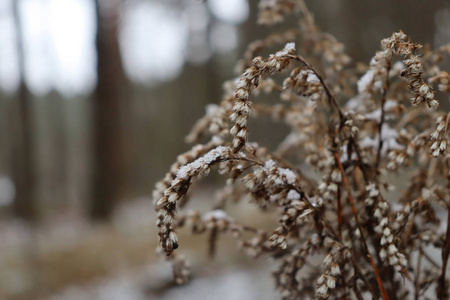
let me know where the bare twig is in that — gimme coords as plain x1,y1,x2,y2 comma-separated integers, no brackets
335,152,390,300
375,61,392,171
437,205,450,300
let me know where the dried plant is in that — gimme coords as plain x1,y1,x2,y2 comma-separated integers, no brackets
154,1,450,299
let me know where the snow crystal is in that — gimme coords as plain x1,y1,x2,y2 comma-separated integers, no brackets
384,99,397,111
278,167,297,184
366,183,379,197
306,72,320,83
364,100,398,122
206,104,219,116
339,145,349,163
176,146,228,179
263,160,297,185
309,196,322,207
345,94,365,110
364,109,382,122
359,124,404,152
385,139,404,151
238,152,247,158
275,42,296,57
284,42,296,51
287,189,300,200
296,70,320,83
176,166,189,180
357,69,374,94
264,160,276,168
381,124,398,141
275,178,284,186
359,136,378,149
382,129,404,150
373,81,383,91
202,209,229,220
212,136,224,144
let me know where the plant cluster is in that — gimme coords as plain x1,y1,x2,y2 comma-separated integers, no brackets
153,1,450,299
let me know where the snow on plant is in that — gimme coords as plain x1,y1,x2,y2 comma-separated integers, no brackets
154,1,450,299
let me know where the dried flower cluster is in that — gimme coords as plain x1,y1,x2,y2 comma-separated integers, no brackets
154,1,450,299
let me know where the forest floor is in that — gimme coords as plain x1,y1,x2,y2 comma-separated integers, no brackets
0,188,278,300
2,180,446,299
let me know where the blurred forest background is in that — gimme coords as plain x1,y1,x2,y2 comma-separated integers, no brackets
0,0,449,299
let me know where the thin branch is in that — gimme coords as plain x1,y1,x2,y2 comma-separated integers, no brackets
350,137,371,183
403,211,417,246
208,227,218,258
348,250,379,299
290,54,345,126
337,185,343,239
437,205,450,300
290,52,390,299
419,247,440,269
414,250,423,300
375,61,392,171
334,152,390,300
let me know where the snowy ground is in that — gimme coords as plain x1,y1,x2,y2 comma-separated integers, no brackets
0,183,447,300
48,262,278,300
0,193,280,300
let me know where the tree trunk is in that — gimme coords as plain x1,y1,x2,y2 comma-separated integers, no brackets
11,0,36,221
91,0,126,220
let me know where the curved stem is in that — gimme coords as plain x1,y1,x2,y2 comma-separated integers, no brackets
290,54,345,126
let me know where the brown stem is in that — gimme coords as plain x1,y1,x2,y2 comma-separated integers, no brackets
334,152,390,300
437,206,450,300
414,250,422,300
208,227,218,258
352,288,365,300
352,142,371,181
419,247,440,269
337,186,343,239
291,52,389,299
242,225,259,233
340,271,348,300
267,157,379,299
444,111,450,135
349,137,401,297
348,250,379,299
375,61,392,171
290,185,339,239
291,54,345,126
403,211,417,246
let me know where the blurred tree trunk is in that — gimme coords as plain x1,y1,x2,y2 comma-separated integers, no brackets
43,93,68,213
91,0,126,220
11,0,36,221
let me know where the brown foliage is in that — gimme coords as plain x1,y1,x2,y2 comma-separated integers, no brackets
154,1,450,299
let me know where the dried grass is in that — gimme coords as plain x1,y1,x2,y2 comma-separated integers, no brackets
153,1,450,299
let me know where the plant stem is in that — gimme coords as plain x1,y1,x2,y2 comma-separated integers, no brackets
437,205,450,300
291,54,345,126
375,61,391,171
334,152,390,300
414,250,422,300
